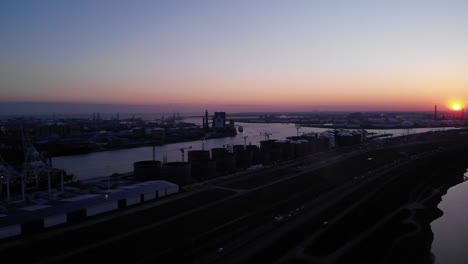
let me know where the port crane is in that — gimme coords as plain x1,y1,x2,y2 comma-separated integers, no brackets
0,156,18,202
260,132,272,141
179,146,192,162
295,125,303,137
21,130,65,201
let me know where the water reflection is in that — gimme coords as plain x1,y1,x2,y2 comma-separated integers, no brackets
51,118,458,180
431,168,468,264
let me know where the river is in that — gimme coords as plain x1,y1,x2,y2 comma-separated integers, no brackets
51,118,457,180
431,168,468,264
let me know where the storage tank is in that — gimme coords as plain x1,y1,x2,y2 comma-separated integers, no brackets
276,140,294,161
215,154,236,175
134,160,161,181
351,130,362,144
260,140,277,165
292,140,309,158
336,131,354,147
232,145,245,153
304,137,318,154
260,140,277,152
235,149,253,169
160,162,191,185
188,150,210,162
358,129,368,142
211,148,230,160
320,132,335,148
191,160,217,180
246,145,261,165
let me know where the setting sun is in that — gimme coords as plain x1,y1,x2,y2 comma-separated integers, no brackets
452,104,462,111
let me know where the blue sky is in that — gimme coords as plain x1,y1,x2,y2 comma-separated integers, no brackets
1,0,468,113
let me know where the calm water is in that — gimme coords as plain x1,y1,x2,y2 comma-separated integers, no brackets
431,169,468,264
51,119,457,180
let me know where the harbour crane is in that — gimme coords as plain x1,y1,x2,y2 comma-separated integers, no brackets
0,156,18,202
179,146,192,162
260,132,272,141
295,125,302,137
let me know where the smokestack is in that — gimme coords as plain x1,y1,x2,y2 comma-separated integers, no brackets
434,105,437,120
205,110,209,129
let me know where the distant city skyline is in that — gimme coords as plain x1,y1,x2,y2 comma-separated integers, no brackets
0,101,461,116
1,1,467,112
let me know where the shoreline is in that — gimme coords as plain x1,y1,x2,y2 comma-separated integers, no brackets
51,133,237,158
234,120,467,130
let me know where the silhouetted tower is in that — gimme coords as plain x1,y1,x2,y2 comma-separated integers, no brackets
205,110,209,129
462,108,465,120
434,105,437,120
116,112,119,121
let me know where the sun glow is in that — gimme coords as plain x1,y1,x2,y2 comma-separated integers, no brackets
452,104,462,111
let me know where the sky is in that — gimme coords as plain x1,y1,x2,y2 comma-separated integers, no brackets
1,0,468,114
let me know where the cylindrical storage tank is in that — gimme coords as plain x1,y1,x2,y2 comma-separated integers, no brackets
320,132,335,148
361,130,368,142
232,145,245,153
316,137,329,150
302,135,318,154
211,148,230,159
276,140,294,161
351,131,362,144
260,140,277,165
292,141,307,158
271,148,282,163
188,150,210,162
215,154,236,175
272,141,287,162
191,160,217,180
235,150,253,169
260,140,277,152
336,132,354,147
246,145,261,165
160,162,191,185
134,160,161,181
306,138,318,154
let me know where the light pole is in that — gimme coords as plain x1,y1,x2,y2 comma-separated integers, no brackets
106,164,110,190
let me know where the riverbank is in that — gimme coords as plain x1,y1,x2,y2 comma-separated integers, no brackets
49,132,237,158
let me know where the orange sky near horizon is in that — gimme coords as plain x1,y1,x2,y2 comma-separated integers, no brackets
1,1,468,112
2,76,465,112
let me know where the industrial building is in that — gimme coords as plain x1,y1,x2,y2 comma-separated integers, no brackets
213,112,226,128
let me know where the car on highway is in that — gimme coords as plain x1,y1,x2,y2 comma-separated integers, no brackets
274,215,286,223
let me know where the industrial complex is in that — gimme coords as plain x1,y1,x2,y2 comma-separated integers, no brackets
1,122,468,263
